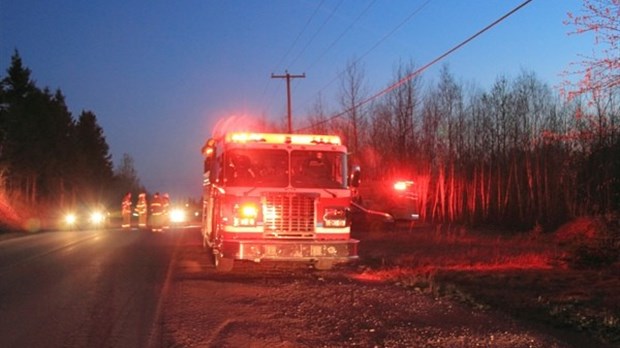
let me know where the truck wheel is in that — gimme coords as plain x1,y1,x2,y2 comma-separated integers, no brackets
214,254,234,272
314,259,333,271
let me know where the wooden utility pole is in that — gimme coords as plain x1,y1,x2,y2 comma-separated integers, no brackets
271,70,305,133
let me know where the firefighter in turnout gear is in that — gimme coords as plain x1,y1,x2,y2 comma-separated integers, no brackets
150,192,164,232
121,192,132,228
136,193,148,228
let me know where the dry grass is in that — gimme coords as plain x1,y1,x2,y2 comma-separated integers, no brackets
353,221,620,346
0,190,58,232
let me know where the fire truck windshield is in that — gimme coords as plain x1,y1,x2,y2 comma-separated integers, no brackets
291,150,346,189
222,149,346,189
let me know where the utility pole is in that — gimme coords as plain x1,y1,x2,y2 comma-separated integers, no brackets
271,70,305,133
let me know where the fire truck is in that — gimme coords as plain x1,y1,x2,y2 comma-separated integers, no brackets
200,132,360,271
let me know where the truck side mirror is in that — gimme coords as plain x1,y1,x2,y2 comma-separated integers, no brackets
349,165,361,188
202,138,217,183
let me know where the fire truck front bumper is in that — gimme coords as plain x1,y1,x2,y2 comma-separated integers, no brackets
221,239,359,263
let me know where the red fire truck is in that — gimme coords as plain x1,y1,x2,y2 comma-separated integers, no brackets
200,132,360,271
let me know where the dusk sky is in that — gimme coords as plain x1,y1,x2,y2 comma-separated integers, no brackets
0,0,592,199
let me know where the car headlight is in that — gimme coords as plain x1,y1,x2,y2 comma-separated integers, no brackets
89,211,106,225
64,213,77,225
170,208,187,223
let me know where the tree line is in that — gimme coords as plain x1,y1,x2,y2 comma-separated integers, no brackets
297,1,620,231
299,62,619,231
0,51,142,211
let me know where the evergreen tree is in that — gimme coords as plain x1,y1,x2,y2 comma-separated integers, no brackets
0,51,76,203
74,110,114,204
0,51,41,200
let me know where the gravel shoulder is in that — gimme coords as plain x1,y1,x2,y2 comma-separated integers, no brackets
159,228,603,348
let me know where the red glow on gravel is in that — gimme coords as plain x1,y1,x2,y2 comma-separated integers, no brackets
350,272,387,282
350,254,553,282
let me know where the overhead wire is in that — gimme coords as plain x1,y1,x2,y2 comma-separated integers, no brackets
287,0,345,70
296,0,534,132
265,0,344,120
293,0,432,115
273,0,327,72
289,0,377,116
303,0,377,73
259,0,326,116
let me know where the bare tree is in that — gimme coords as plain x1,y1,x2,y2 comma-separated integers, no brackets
367,102,394,178
385,60,422,172
303,92,331,134
338,59,368,163
562,0,620,99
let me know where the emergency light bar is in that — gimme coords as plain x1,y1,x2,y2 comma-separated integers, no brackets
226,132,341,146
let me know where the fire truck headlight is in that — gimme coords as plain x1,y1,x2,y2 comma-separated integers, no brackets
234,203,259,227
323,207,347,227
170,208,187,223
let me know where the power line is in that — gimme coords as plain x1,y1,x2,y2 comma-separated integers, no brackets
303,0,377,73
296,0,534,132
273,0,326,72
294,0,433,115
290,0,376,95
259,0,326,116
288,0,345,69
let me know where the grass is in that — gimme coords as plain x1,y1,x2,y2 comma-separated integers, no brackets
352,221,620,346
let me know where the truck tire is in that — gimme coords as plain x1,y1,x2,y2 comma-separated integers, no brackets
314,259,333,270
214,254,234,272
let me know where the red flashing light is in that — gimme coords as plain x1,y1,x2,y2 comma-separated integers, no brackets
393,180,414,191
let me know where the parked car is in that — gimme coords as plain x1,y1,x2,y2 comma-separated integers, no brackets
59,206,110,230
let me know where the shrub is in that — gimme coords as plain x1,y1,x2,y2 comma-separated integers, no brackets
555,215,620,269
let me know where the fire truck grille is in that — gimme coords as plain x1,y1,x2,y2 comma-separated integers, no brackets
263,194,315,238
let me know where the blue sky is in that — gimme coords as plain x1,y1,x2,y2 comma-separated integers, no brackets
0,0,592,199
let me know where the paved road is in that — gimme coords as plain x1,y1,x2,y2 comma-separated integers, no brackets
0,228,180,348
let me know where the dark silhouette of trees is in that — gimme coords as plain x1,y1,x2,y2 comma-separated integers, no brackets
73,110,114,204
0,50,121,210
113,153,144,202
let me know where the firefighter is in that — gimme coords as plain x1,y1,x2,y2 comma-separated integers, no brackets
306,152,331,181
150,192,164,232
162,193,170,229
121,192,132,229
136,193,148,229
229,154,255,183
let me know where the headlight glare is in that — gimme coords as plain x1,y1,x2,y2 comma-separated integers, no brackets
170,208,186,223
234,202,258,226
89,211,105,225
64,213,77,225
